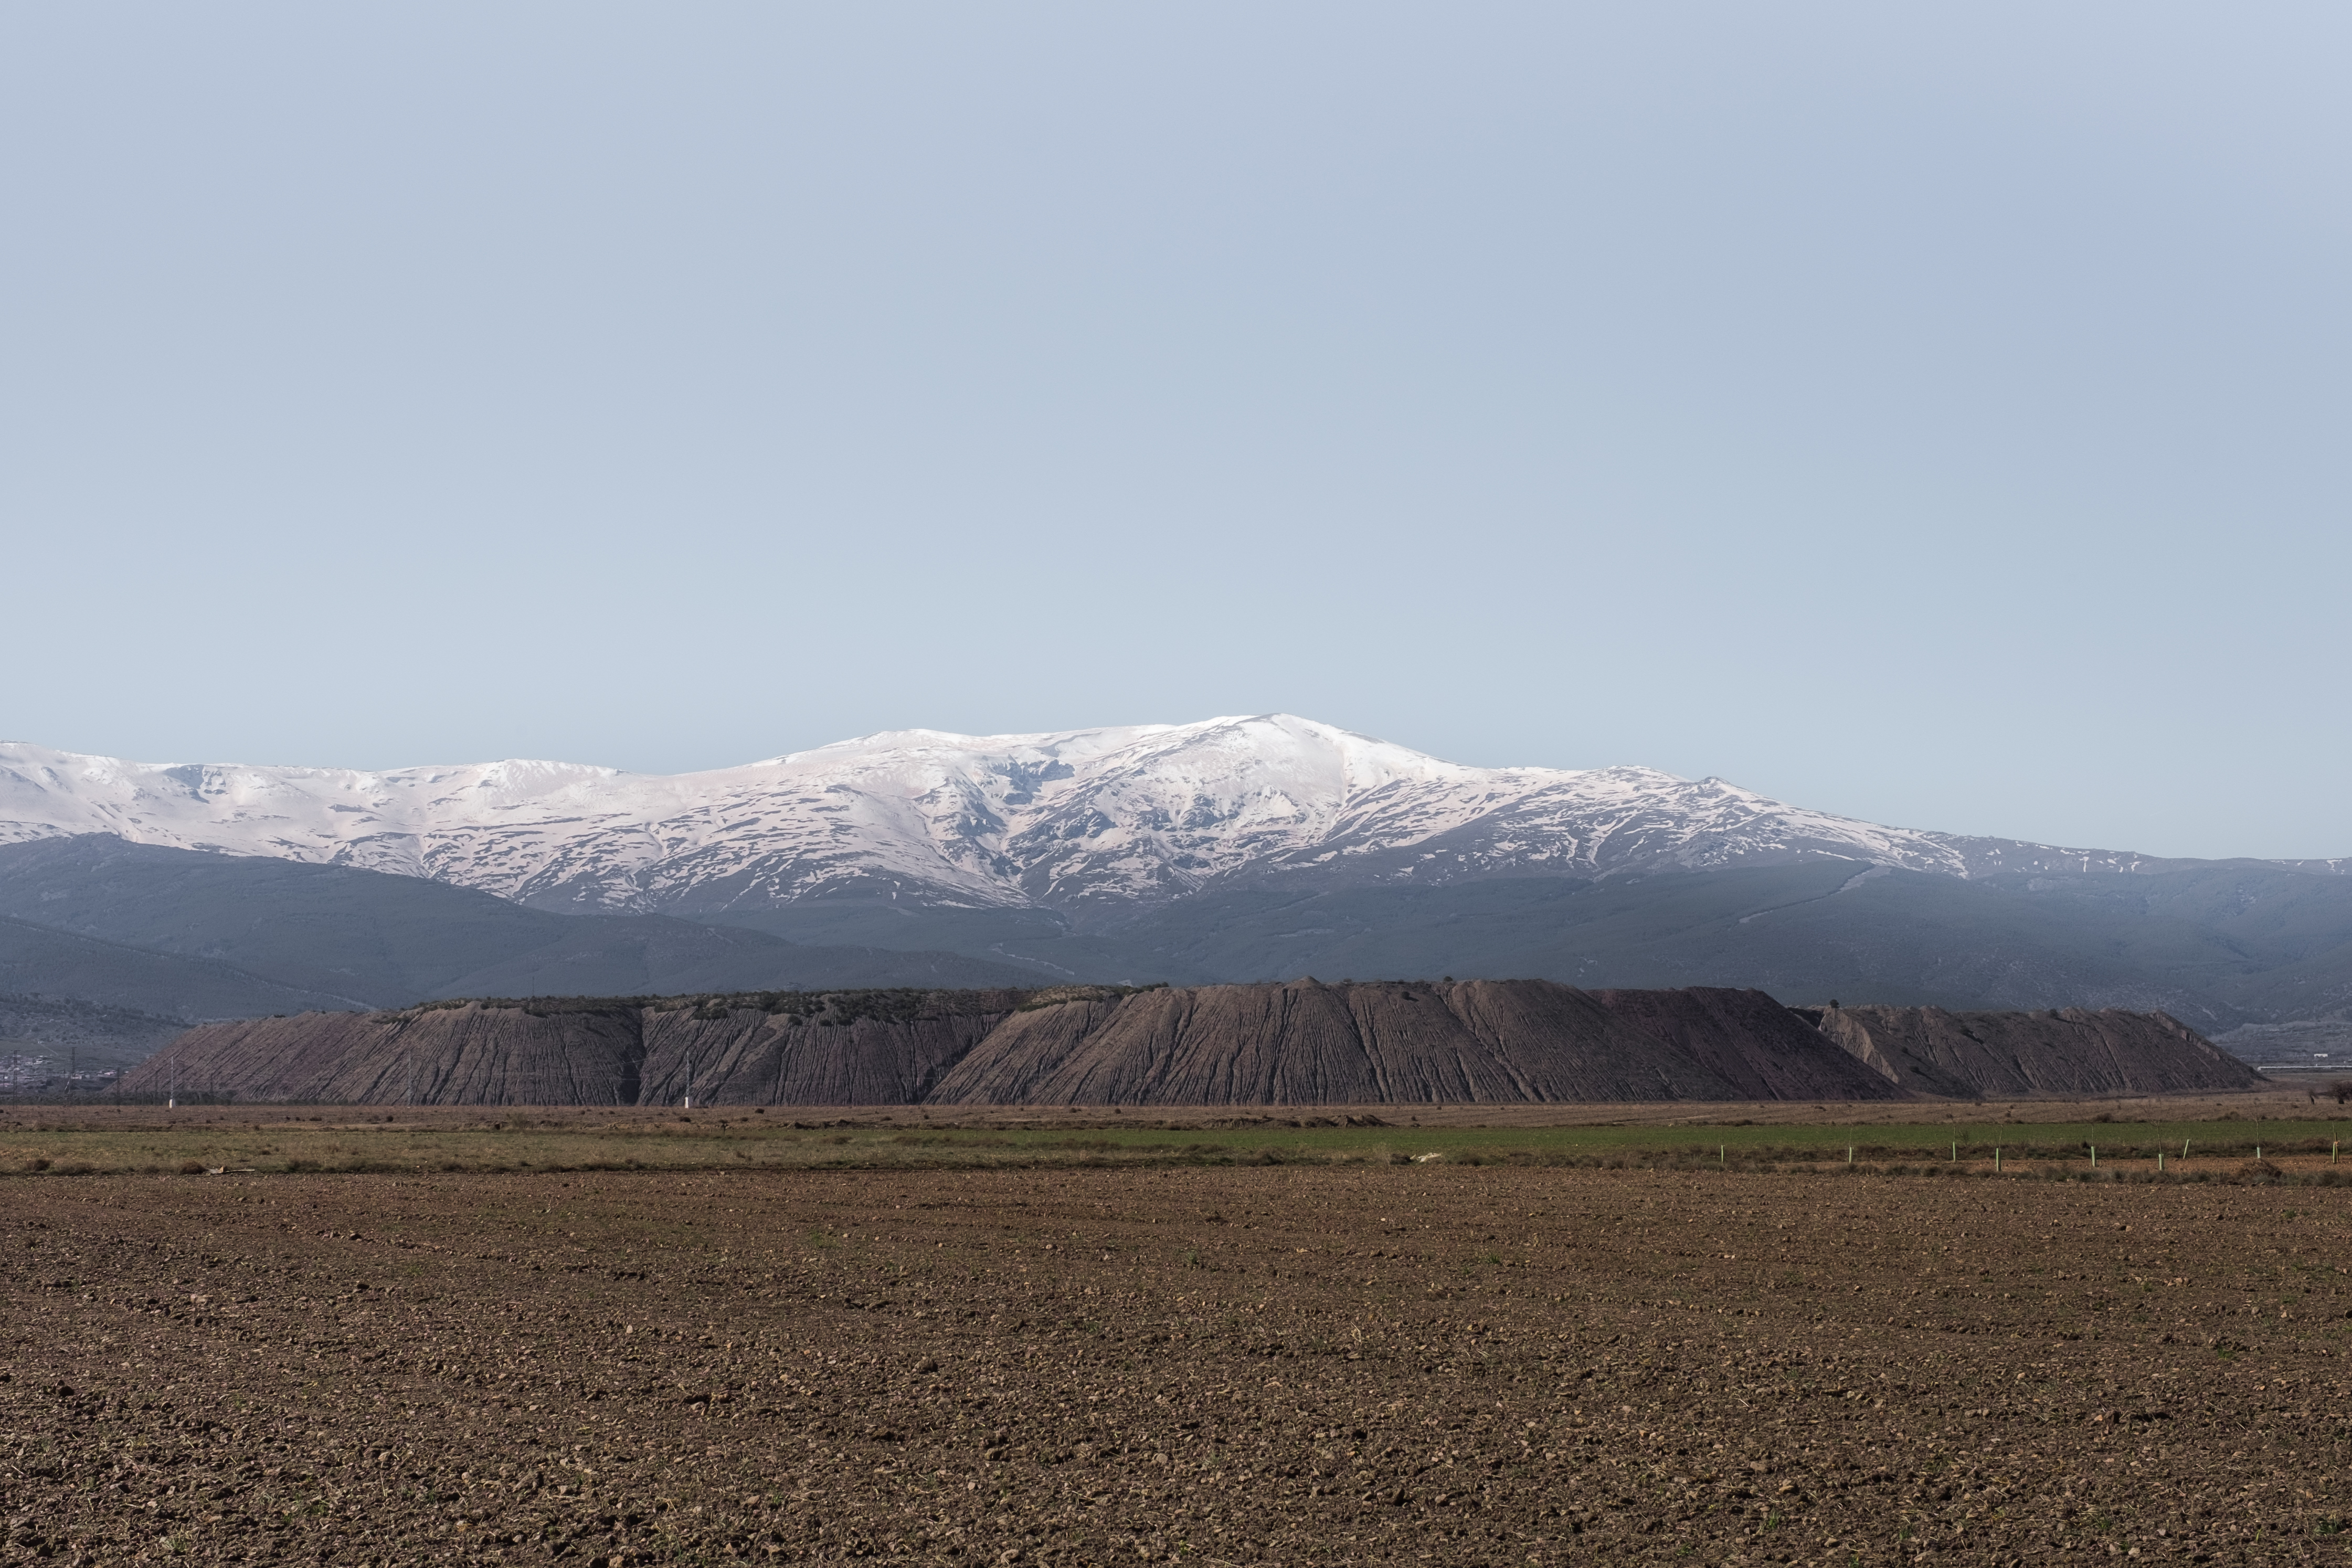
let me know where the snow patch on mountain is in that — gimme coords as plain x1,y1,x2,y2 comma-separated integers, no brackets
0,715,2141,914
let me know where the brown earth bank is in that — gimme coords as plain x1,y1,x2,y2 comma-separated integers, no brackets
5,1167,2350,1566
118,981,2251,1108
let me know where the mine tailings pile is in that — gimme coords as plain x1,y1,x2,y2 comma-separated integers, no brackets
1802,1002,2260,1097
121,979,2262,1107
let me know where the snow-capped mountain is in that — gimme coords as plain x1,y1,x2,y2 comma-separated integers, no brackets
0,715,2157,918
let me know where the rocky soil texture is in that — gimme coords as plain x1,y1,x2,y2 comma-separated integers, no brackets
123,981,2242,1108
4,1164,2347,1564
1811,1004,2261,1098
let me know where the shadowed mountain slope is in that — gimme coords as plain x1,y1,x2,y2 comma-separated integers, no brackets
0,992,193,1081
775,862,2336,1031
0,836,1043,1020
0,834,590,1005
712,860,2352,1033
429,917,1034,1000
0,915,364,1020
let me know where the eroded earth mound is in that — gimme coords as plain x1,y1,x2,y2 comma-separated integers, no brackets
130,989,1030,1107
1809,1002,2263,1097
121,979,2253,1106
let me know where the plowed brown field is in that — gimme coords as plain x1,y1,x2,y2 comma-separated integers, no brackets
5,1166,2348,1565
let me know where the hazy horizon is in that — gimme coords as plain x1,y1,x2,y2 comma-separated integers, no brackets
5,5,2346,860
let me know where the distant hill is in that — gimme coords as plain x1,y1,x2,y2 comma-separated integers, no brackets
5,720,2349,1031
0,992,194,1086
720,859,2352,1033
0,838,1043,1037
126,980,2251,1107
0,914,362,1020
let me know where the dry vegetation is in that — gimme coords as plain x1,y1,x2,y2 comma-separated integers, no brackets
5,1156,2350,1565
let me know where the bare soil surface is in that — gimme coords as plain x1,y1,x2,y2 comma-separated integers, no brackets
5,1164,2348,1565
126,984,2244,1111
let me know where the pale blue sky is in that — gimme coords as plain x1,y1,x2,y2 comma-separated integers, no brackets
4,4,2347,859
